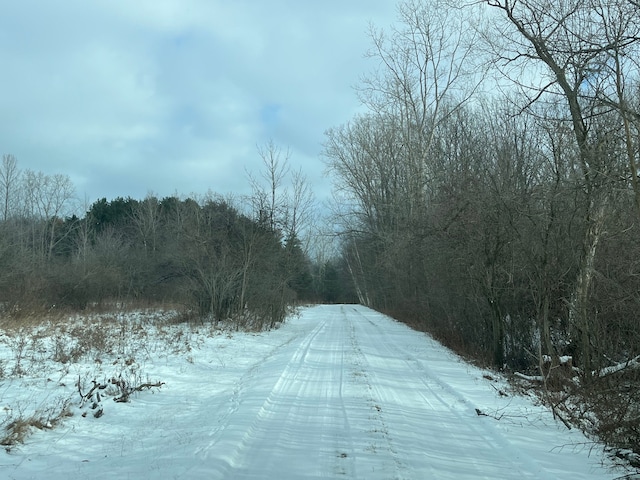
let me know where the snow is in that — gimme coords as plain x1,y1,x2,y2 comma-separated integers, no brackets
559,356,573,365
0,304,627,479
595,355,640,377
541,355,572,365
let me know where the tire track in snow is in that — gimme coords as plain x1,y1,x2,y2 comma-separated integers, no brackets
344,308,410,479
191,324,309,466
349,306,567,479
185,305,614,479
208,309,356,478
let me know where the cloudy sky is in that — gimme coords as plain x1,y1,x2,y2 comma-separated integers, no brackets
0,0,397,210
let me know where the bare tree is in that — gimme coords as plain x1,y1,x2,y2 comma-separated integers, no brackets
285,168,315,245
360,0,483,217
21,170,76,260
324,114,405,237
0,154,20,222
585,1,640,214
130,193,161,256
482,0,640,372
248,140,290,234
324,0,484,311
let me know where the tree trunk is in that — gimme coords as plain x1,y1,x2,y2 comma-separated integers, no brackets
570,197,606,374
490,299,504,367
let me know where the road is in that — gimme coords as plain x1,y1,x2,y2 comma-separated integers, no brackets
188,304,612,479
3,304,616,480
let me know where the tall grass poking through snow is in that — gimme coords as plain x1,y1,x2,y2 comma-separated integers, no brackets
0,308,218,448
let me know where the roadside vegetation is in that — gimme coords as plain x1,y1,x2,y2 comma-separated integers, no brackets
0,142,356,331
0,308,195,449
324,0,640,465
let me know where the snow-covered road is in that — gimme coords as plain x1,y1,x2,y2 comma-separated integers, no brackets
1,305,621,479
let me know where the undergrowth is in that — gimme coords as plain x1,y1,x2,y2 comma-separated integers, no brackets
0,304,211,447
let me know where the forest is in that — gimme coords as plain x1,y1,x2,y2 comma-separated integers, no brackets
1,0,639,458
323,0,640,453
0,148,354,330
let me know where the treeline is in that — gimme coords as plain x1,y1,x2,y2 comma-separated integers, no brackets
325,0,640,451
0,150,354,328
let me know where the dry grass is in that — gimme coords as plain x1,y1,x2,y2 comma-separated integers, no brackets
0,399,73,450
0,302,205,447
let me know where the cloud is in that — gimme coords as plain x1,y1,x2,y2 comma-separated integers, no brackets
0,0,397,210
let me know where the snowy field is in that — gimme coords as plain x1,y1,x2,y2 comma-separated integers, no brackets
0,304,630,479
